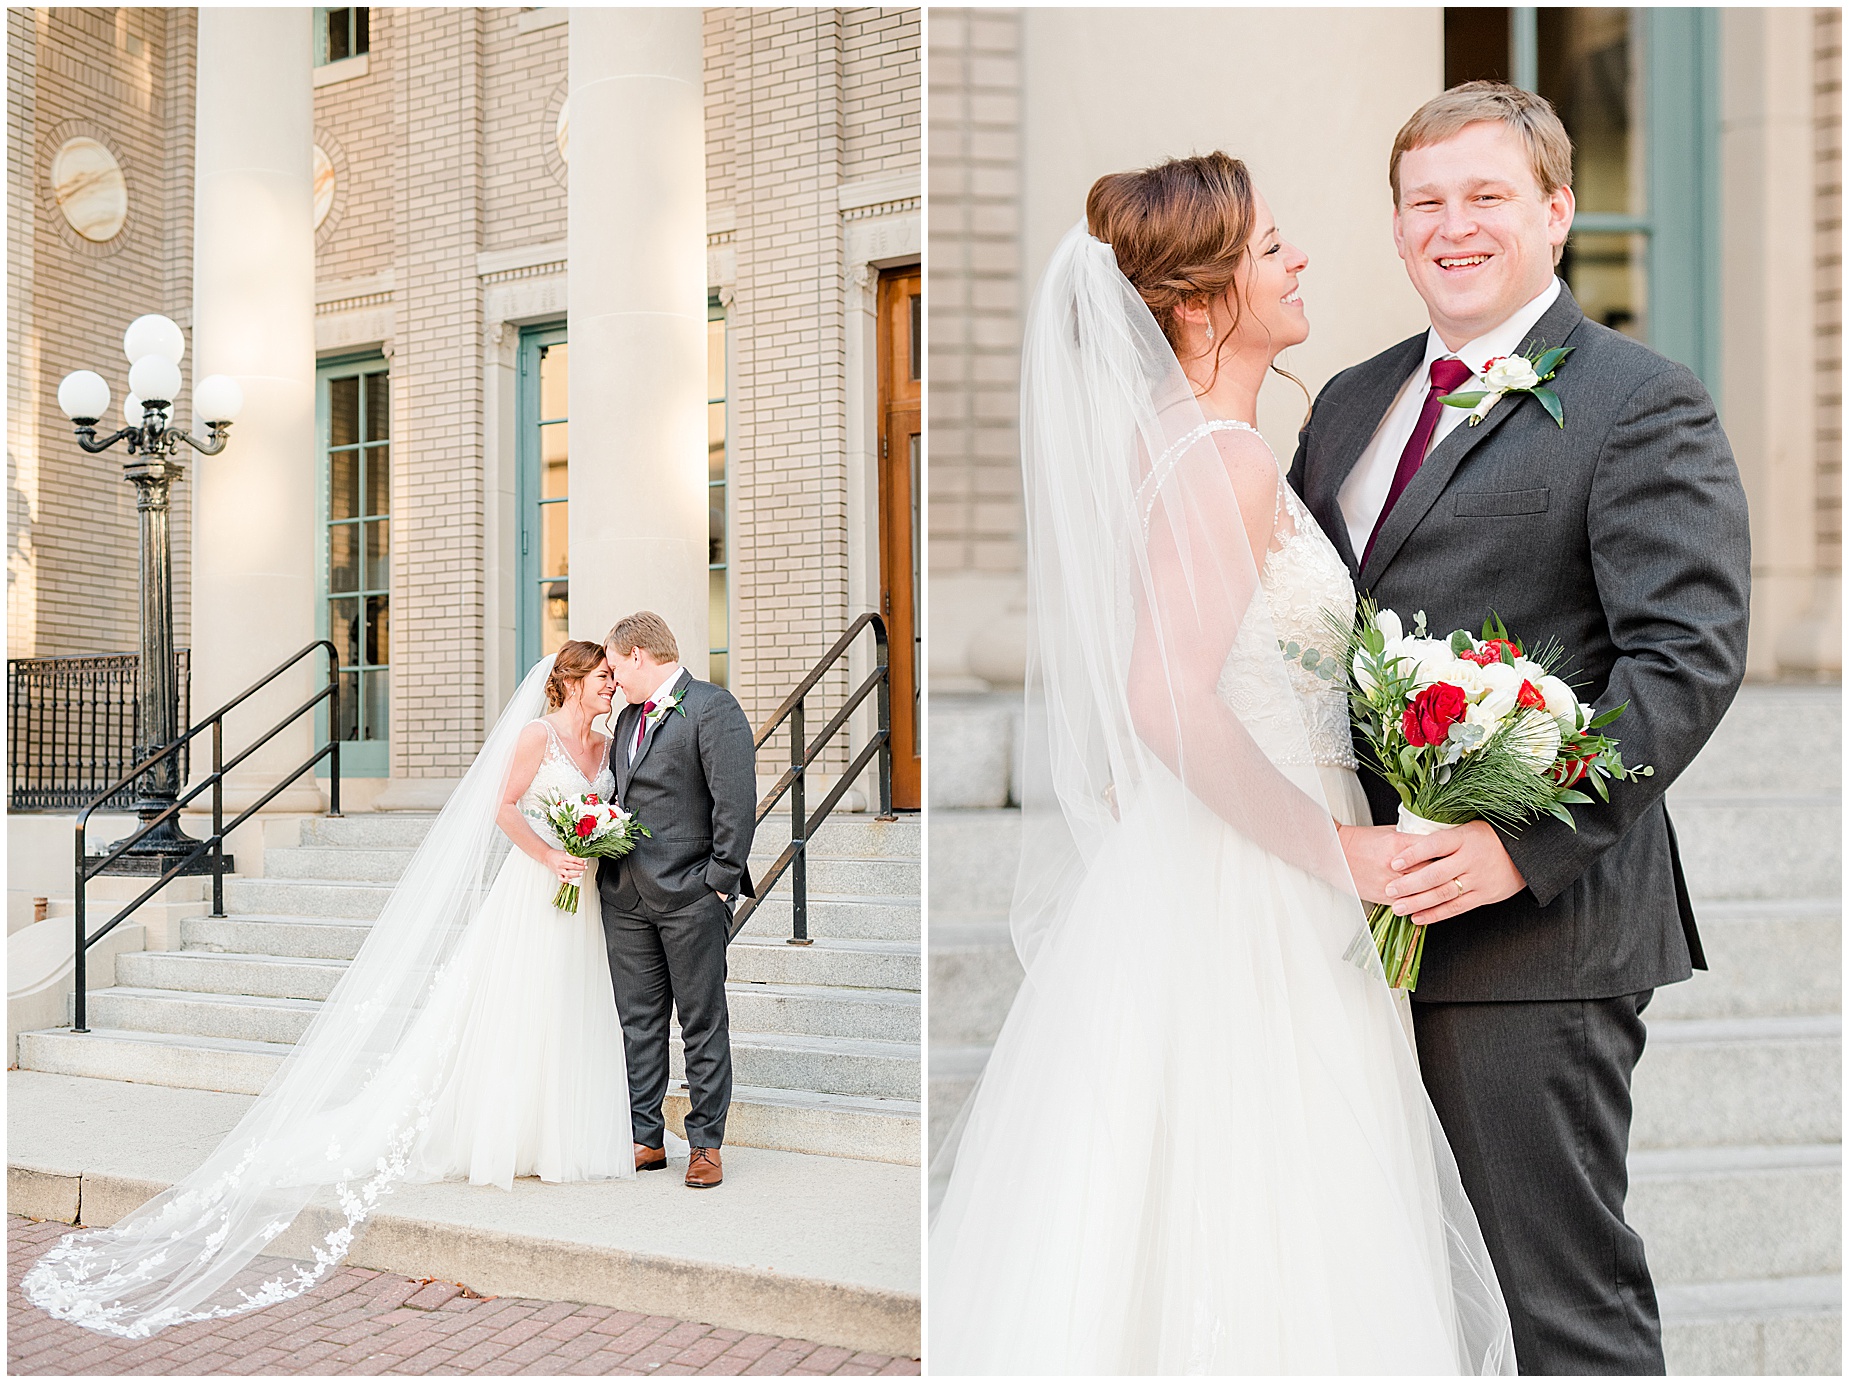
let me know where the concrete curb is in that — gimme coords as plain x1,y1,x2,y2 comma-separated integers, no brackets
9,1163,921,1358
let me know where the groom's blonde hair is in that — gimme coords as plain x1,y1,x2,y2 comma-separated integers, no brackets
1390,81,1574,206
606,611,679,662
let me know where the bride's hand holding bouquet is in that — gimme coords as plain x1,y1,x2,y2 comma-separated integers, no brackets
537,791,650,913
1306,603,1652,989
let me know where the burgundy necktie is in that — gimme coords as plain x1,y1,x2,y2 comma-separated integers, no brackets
1362,356,1476,570
634,700,656,753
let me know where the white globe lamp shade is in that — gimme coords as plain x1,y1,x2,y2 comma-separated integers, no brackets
123,394,145,428
128,354,182,406
57,370,111,423
193,374,244,425
122,313,184,366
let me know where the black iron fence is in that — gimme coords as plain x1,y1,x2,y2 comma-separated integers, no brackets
8,650,191,812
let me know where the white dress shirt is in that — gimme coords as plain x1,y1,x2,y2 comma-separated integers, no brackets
1338,277,1563,560
628,664,686,764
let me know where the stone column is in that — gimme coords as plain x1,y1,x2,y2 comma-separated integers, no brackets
190,7,321,811
567,8,709,670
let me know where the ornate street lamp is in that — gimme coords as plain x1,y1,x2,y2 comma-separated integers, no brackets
57,314,244,873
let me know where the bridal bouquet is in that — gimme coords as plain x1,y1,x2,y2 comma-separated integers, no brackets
536,791,650,913
1303,604,1650,990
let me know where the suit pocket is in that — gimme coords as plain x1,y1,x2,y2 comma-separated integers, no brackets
1453,487,1550,518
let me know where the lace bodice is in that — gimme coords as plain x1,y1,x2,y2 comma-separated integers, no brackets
1188,420,1359,771
517,720,616,839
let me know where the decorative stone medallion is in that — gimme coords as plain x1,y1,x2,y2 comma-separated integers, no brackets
313,144,336,229
50,136,127,242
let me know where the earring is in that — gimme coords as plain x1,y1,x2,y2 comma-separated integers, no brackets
1204,318,1215,343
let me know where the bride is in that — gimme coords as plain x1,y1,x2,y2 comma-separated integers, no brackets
927,154,1514,1374
25,640,646,1337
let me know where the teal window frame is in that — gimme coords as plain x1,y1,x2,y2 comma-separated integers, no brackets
1512,6,1720,389
517,322,570,673
314,7,370,65
708,298,731,689
315,352,390,778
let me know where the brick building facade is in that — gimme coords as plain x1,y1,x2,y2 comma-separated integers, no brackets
9,6,920,809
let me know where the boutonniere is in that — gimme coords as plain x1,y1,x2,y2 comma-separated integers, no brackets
647,686,689,724
1439,344,1573,428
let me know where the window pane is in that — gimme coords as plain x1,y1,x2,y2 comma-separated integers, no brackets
708,652,727,689
708,402,726,482
709,485,726,565
328,521,358,596
328,7,350,63
364,371,388,441
354,5,369,55
540,421,569,496
538,342,569,421
336,671,360,740
363,668,387,741
542,581,569,654
709,568,728,649
330,597,360,668
364,519,389,590
364,444,390,517
365,594,389,667
330,376,359,447
1443,7,1511,87
1562,230,1648,340
910,293,922,382
329,447,359,520
707,317,726,401
1538,9,1641,217
541,499,568,579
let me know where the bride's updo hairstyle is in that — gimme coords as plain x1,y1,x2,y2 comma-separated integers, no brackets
1086,151,1306,407
545,640,607,710
1086,151,1256,359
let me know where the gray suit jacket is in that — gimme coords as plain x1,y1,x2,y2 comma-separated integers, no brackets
599,672,758,915
1291,284,1751,1002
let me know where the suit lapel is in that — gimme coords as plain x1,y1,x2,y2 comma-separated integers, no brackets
1357,287,1588,590
1308,334,1426,578
613,703,641,800
627,669,689,785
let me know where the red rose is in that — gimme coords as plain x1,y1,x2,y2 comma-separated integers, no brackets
584,793,600,805
1516,679,1547,711
1460,638,1522,667
575,815,597,838
1550,753,1595,787
1402,682,1468,747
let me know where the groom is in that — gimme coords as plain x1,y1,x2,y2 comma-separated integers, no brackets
601,611,757,1189
1292,85,1751,1373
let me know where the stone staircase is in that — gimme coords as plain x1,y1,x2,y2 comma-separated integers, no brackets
928,685,1840,1373
18,810,921,1167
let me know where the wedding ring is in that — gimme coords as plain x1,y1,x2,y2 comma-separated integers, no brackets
1453,878,1467,900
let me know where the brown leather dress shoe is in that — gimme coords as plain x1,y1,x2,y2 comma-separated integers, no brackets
685,1147,723,1188
635,1143,667,1173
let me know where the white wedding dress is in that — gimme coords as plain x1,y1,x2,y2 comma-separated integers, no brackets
927,227,1512,1375
403,719,634,1188
25,662,640,1338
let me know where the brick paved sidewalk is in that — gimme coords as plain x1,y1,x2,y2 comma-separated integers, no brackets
8,1217,920,1376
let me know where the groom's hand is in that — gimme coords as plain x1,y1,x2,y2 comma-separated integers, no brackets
1384,822,1526,926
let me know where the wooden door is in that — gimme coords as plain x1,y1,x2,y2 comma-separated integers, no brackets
877,268,922,810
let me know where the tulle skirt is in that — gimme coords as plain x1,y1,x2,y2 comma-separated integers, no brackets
928,765,1510,1375
401,850,636,1189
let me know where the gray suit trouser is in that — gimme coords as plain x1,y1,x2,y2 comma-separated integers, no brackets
603,894,733,1149
1412,992,1664,1375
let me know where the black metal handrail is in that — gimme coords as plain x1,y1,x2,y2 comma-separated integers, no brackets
728,612,894,945
72,640,343,1032
8,650,192,811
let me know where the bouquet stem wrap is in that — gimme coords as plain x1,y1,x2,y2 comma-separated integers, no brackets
1369,807,1447,990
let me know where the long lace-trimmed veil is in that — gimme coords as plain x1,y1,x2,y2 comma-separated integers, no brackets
929,223,1514,1374
25,657,560,1337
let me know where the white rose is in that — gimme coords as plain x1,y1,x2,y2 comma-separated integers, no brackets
1438,656,1490,702
1400,638,1459,689
1535,674,1579,724
1482,355,1541,391
1510,655,1547,683
1507,708,1564,771
1475,660,1525,721
1374,608,1404,646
